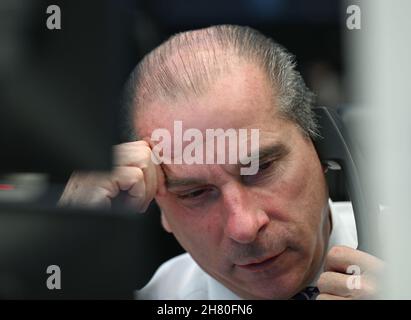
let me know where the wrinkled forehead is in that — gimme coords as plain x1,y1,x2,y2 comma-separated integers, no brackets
135,92,303,181
144,116,297,182
135,100,297,169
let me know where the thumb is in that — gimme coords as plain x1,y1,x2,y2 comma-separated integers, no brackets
143,136,167,196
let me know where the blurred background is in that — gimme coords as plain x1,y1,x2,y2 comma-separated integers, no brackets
0,0,350,281
0,0,350,205
133,0,347,109
1,0,409,298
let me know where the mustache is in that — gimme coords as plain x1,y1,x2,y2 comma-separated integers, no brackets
227,234,286,263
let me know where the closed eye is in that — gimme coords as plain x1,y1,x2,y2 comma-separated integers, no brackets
258,160,275,171
176,188,209,200
241,159,279,185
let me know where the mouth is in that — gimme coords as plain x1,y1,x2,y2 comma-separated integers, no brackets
236,249,286,272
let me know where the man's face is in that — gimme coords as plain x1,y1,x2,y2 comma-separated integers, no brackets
137,63,331,299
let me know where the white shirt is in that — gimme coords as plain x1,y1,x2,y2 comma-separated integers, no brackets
136,200,357,300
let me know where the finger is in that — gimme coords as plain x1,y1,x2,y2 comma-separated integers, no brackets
143,156,159,203
317,271,352,297
112,166,147,210
325,245,383,274
125,192,147,212
112,166,142,191
124,168,147,210
316,293,350,300
115,140,159,201
154,158,167,197
113,141,151,166
145,137,167,196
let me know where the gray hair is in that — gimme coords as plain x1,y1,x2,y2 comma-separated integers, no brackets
122,24,318,141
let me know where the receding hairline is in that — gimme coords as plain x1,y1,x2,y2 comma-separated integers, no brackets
134,27,252,107
122,24,318,142
133,60,282,140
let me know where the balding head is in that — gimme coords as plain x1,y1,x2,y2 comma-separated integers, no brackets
122,26,331,300
122,25,318,141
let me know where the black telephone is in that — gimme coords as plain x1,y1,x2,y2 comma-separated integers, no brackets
312,106,378,256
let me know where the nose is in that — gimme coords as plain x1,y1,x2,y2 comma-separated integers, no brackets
222,183,270,244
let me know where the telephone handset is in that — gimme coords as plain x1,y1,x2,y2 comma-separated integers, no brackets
312,106,378,256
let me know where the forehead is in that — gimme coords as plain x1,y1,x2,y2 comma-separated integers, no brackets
162,137,293,187
135,63,279,139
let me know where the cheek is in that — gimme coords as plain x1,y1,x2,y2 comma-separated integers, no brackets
157,196,223,255
288,159,323,202
286,144,325,203
256,145,327,235
283,151,328,249
259,158,318,214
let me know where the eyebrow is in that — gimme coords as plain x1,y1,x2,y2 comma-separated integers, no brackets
239,143,289,166
165,176,208,190
164,143,289,189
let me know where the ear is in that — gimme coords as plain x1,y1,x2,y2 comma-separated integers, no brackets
160,210,172,233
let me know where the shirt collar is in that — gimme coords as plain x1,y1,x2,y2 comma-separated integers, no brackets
309,198,358,286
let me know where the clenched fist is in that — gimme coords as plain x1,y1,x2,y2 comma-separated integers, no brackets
58,140,165,212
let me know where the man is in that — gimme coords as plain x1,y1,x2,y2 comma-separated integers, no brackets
59,25,382,299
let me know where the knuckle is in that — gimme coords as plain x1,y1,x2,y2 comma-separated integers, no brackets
141,145,153,161
135,145,153,170
328,245,344,261
317,272,329,290
134,167,144,180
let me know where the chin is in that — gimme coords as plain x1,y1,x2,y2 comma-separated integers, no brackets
218,250,313,299
249,274,305,300
223,266,304,300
